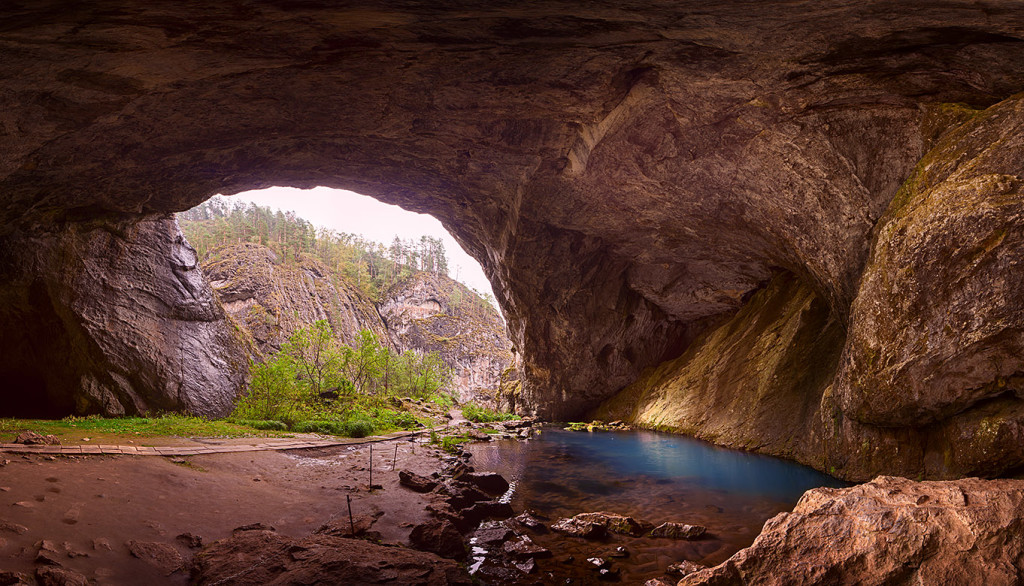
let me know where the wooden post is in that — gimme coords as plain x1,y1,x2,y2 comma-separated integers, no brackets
392,443,399,471
346,494,354,536
369,444,373,489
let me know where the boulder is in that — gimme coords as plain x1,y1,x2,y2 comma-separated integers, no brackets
650,522,706,540
399,470,439,493
564,512,647,537
13,432,59,446
125,540,186,577
462,472,510,496
409,520,467,560
681,476,1024,585
550,517,608,540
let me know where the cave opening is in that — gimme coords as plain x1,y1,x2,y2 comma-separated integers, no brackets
183,186,499,311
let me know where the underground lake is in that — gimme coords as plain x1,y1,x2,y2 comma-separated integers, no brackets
467,426,850,583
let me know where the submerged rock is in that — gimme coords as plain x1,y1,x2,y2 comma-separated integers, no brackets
550,517,608,540
681,476,1024,586
667,560,707,577
566,512,647,537
410,520,467,560
650,522,706,540
462,472,510,496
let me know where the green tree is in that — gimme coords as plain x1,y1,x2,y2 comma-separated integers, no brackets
284,320,343,397
233,353,300,422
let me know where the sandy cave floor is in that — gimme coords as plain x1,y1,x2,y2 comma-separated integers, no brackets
0,437,449,584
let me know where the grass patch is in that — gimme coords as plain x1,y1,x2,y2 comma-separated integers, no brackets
0,414,292,442
462,403,519,423
440,434,471,454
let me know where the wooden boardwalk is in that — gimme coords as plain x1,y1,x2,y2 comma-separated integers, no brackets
0,428,428,456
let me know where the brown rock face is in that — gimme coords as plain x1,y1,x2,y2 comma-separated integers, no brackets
379,272,513,404
0,218,245,417
682,476,1024,586
201,242,389,356
3,1,1024,487
4,2,1024,424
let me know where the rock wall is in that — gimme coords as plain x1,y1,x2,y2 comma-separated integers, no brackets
2,2,1024,478
683,476,1024,585
379,272,514,404
597,97,1024,481
200,242,389,357
197,243,513,404
0,218,245,417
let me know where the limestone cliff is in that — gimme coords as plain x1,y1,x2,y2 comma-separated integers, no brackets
200,242,389,357
195,242,513,403
597,97,1024,481
0,218,245,417
2,2,1024,482
379,272,514,405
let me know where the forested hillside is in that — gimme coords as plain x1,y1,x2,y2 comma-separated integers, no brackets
179,196,452,303
177,197,513,406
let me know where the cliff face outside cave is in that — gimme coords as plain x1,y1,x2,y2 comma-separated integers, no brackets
2,1,1024,479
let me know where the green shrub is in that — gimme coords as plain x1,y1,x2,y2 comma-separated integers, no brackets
441,434,470,454
462,403,519,423
342,420,374,438
235,419,288,431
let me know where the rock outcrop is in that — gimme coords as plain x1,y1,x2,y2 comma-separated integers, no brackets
682,476,1024,586
0,218,245,417
379,272,513,404
597,95,1024,481
2,2,1024,477
200,242,388,357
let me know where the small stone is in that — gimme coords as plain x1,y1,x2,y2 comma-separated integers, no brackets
12,501,34,509
513,558,536,574
125,540,185,576
587,556,610,569
175,533,203,549
92,538,112,551
667,560,707,577
609,546,629,558
511,512,547,533
503,535,552,559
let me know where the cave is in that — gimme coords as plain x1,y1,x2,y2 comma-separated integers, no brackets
3,1,1024,482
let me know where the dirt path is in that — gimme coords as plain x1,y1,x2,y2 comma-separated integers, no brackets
0,434,452,584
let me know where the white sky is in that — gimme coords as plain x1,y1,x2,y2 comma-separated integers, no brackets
223,186,495,298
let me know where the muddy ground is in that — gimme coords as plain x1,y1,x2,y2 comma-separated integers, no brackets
0,436,450,584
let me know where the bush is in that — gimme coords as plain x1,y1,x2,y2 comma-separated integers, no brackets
342,420,374,438
234,419,288,431
440,434,470,454
462,403,519,423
